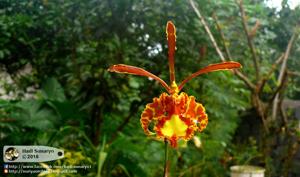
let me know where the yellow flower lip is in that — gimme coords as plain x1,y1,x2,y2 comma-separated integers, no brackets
161,114,188,137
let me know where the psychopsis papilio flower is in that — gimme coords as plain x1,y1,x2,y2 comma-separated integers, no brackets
108,21,241,147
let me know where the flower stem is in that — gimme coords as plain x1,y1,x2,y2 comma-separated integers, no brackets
163,139,169,177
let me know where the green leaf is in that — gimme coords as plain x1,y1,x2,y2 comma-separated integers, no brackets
11,100,56,130
41,77,66,102
0,99,10,108
46,100,85,121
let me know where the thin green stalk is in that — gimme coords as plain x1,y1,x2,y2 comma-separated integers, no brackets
163,139,169,177
96,137,107,177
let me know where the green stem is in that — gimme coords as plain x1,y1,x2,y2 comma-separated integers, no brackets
96,137,107,177
163,139,169,177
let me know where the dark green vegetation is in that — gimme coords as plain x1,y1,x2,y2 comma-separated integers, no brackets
0,0,300,176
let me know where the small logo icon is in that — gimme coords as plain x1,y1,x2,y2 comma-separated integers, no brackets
4,169,8,173
4,164,8,169
5,147,19,161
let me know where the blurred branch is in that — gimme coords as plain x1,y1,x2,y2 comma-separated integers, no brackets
71,44,82,82
258,54,284,92
237,0,260,80
212,13,232,60
0,118,16,122
280,102,288,127
92,105,104,145
108,101,142,144
249,20,261,39
269,71,288,105
287,70,300,77
271,33,298,120
189,0,225,62
252,94,269,133
234,70,256,90
211,12,256,90
282,137,300,177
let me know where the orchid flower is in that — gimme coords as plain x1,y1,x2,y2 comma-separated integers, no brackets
108,21,241,147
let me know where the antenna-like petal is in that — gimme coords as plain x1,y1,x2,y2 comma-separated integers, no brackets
108,64,171,92
166,21,176,84
178,61,242,91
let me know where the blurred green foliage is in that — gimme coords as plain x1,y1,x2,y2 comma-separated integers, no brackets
0,0,300,177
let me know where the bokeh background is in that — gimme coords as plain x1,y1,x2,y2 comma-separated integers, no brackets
0,0,300,176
